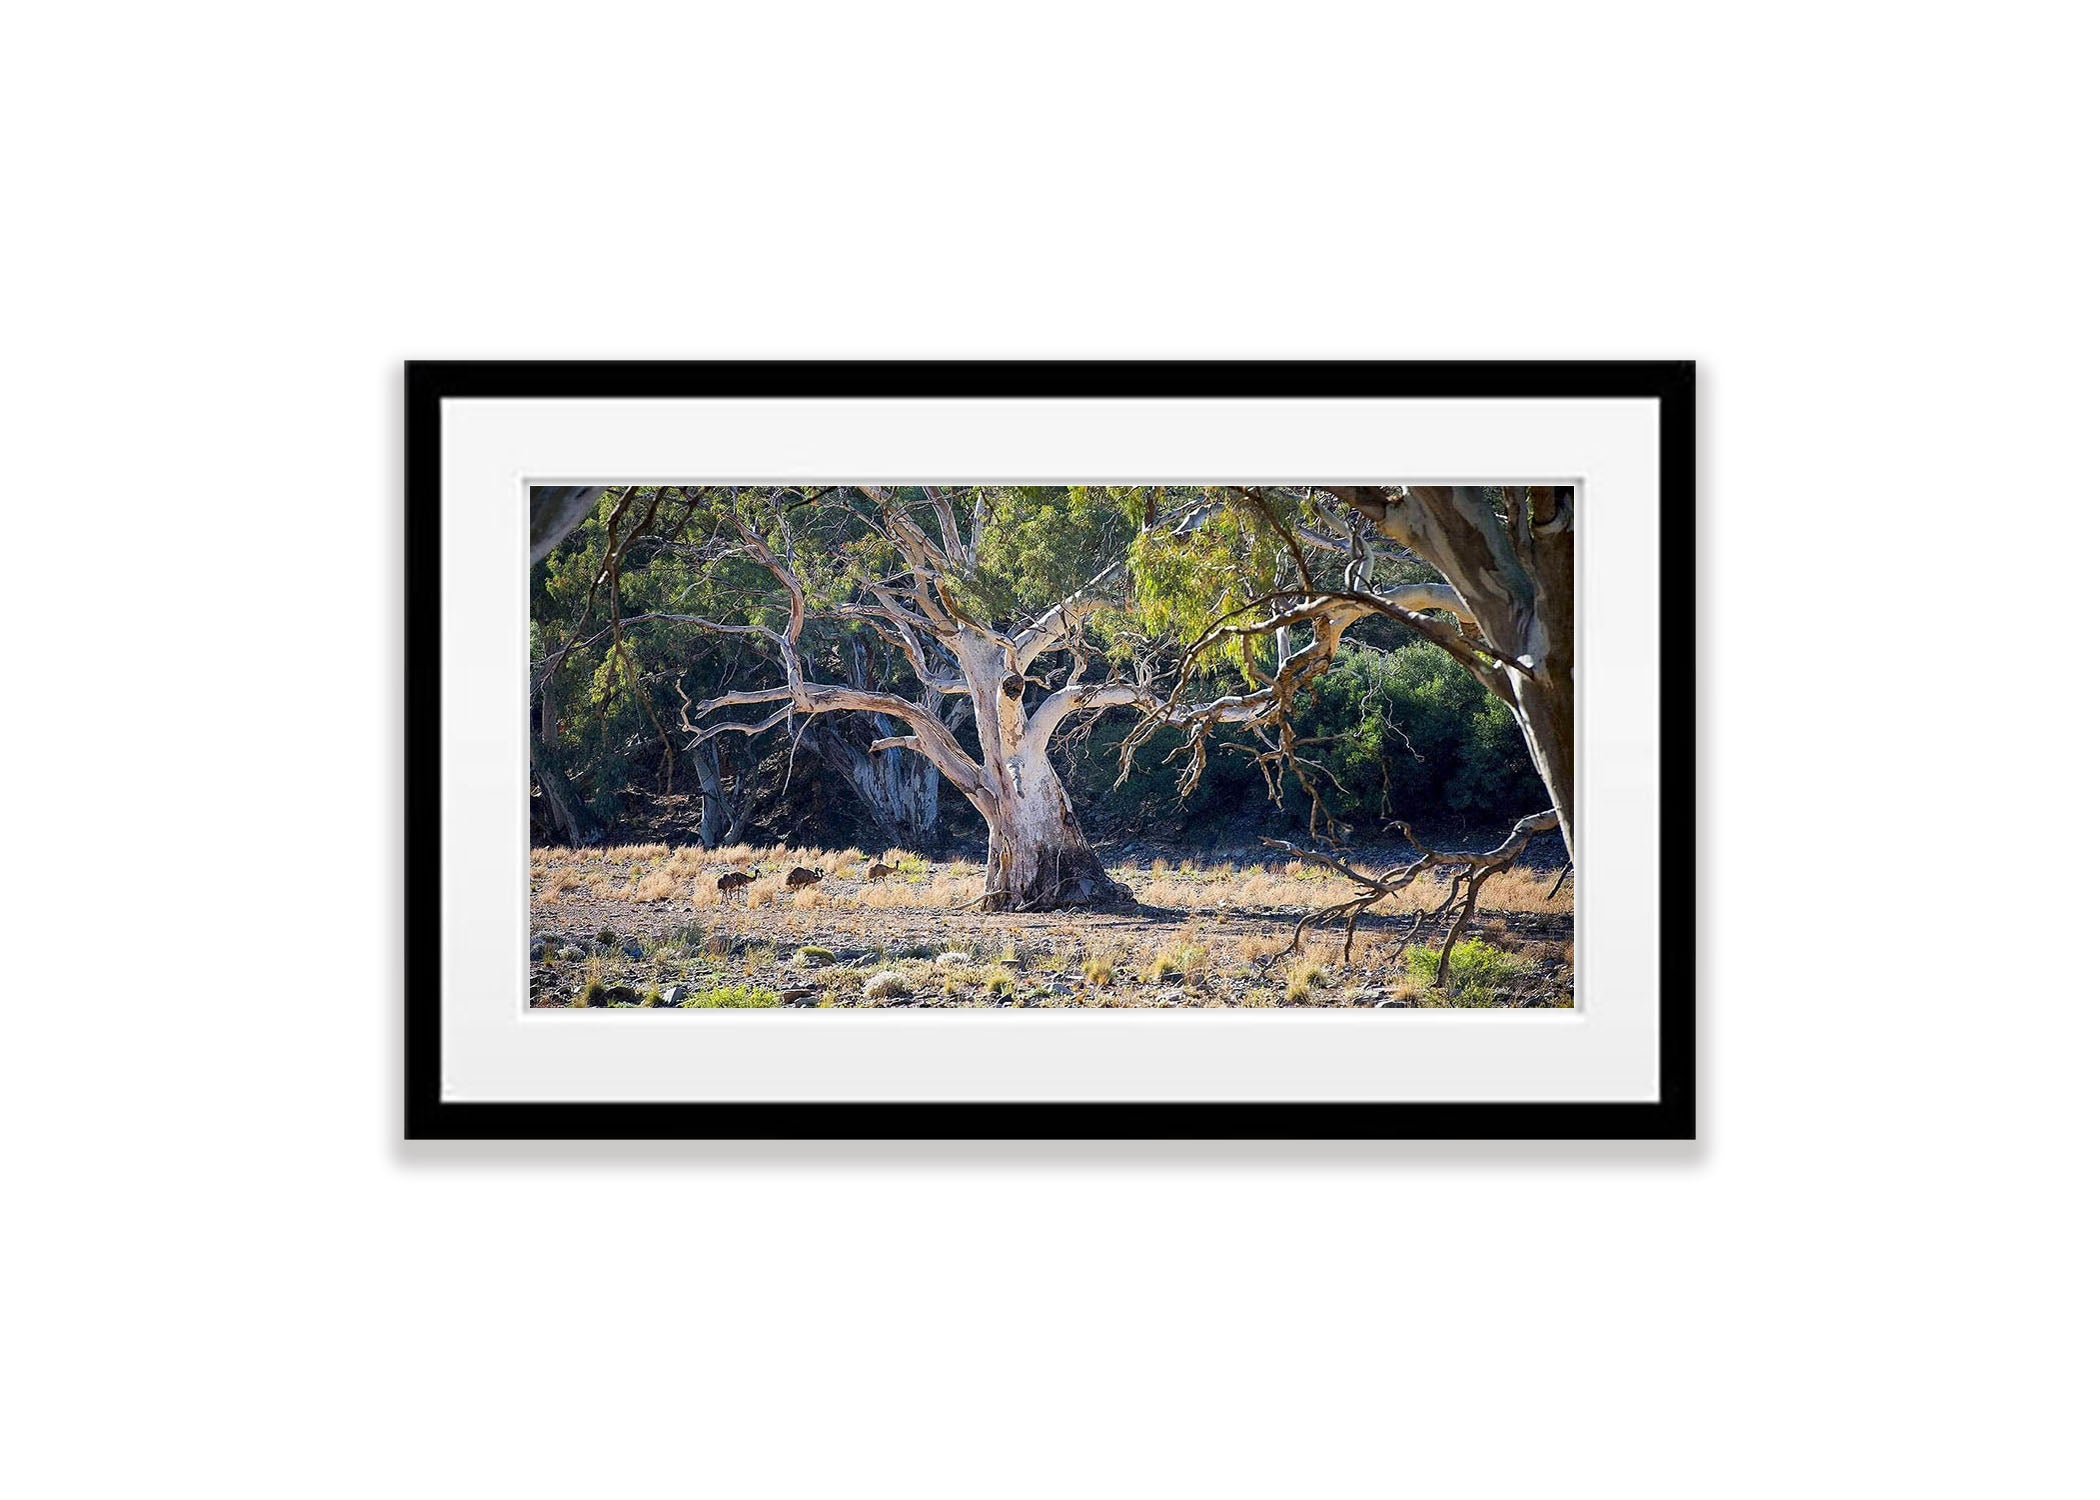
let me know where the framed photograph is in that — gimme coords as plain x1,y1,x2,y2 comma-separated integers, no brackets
406,361,1693,1139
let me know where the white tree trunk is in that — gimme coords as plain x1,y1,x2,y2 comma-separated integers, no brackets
979,742,1122,910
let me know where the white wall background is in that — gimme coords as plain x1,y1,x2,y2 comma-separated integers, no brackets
5,4,2092,1496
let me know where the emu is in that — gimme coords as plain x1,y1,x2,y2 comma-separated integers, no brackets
785,866,824,891
715,869,757,896
866,861,896,882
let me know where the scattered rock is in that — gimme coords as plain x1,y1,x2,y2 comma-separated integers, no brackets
781,989,820,1006
1157,989,1186,1006
660,984,688,1006
620,940,645,960
934,950,972,966
557,946,585,962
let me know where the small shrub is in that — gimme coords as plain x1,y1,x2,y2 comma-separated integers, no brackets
985,971,1016,1000
1404,938,1537,1006
1081,952,1115,985
1142,939,1206,985
863,969,913,1000
596,928,617,946
578,979,609,1008
1284,959,1328,1004
678,984,781,1008
796,945,837,967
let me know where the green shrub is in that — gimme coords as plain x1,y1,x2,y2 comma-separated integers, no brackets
1405,939,1536,1006
677,983,781,1008
796,946,837,967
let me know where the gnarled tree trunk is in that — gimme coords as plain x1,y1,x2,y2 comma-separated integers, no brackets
530,736,603,847
981,748,1120,908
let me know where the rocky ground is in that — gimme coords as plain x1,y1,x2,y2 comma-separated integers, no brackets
528,843,1574,1009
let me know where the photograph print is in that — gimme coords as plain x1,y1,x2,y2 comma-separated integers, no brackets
527,482,1575,1013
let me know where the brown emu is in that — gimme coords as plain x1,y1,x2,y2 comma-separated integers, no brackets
715,869,756,896
784,866,823,891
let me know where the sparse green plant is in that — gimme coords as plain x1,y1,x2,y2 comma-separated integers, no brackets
796,945,837,967
1081,951,1115,985
1142,940,1206,984
985,971,1016,1000
1284,959,1329,1004
677,983,781,1008
578,978,609,1007
596,927,617,945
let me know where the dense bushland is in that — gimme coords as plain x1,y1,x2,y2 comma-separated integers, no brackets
530,487,1550,854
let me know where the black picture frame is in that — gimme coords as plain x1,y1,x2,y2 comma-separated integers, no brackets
406,360,1695,1140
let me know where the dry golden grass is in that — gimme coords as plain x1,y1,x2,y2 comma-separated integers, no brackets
1284,958,1328,1004
529,844,1571,944
634,869,681,902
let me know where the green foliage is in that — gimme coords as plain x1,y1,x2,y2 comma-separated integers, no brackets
1405,939,1537,1006
531,484,1548,849
677,983,781,1008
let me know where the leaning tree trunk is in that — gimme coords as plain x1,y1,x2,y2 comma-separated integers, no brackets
530,736,603,847
688,742,745,850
